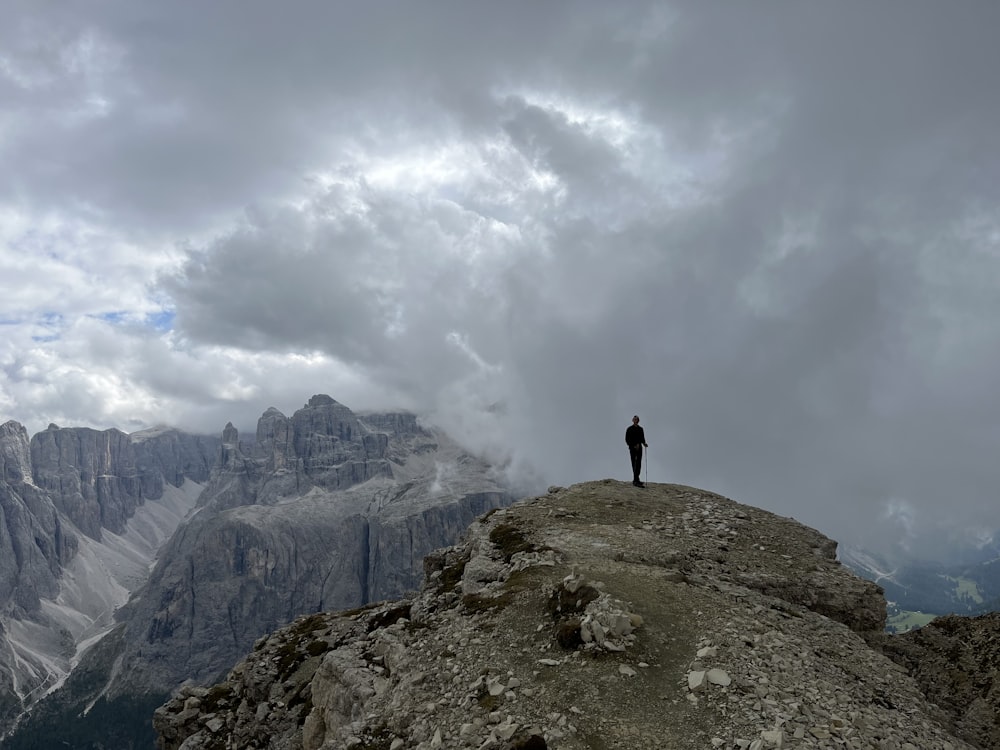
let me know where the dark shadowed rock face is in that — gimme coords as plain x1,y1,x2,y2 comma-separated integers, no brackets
254,407,294,472
878,612,1000,750
358,410,424,438
0,422,77,618
134,510,375,687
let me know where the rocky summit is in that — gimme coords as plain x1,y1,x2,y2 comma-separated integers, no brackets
154,480,995,750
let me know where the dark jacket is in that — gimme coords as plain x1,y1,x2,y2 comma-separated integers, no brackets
625,424,645,448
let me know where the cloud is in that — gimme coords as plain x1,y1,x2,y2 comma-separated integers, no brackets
2,2,1000,559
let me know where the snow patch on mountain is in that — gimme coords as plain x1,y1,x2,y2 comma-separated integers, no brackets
838,545,900,586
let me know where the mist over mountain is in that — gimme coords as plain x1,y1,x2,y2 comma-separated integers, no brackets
841,543,1000,629
4,390,999,749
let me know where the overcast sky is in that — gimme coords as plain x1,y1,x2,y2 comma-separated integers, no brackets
2,1,999,559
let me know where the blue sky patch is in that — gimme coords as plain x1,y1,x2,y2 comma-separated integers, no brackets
146,310,176,331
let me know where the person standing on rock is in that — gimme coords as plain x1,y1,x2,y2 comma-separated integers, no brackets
625,415,648,487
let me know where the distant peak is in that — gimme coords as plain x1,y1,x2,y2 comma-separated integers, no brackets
307,394,338,407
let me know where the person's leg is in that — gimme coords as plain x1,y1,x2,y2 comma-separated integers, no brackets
630,447,642,484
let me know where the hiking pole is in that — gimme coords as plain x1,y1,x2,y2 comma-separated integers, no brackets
645,446,647,485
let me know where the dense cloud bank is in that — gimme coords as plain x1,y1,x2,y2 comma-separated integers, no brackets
2,2,999,558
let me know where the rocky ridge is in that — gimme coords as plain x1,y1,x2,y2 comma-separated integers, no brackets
154,480,985,750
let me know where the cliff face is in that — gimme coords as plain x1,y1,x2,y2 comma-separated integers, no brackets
0,420,219,736
5,396,517,749
132,426,218,498
0,422,76,619
30,425,143,538
104,396,514,696
26,424,218,541
154,481,988,750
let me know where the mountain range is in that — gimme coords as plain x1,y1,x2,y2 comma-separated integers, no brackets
840,543,1000,632
1,395,517,748
0,419,219,734
3,393,998,748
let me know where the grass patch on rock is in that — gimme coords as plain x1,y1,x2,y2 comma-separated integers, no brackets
288,612,330,637
200,684,234,713
489,523,536,562
305,639,330,657
462,591,515,613
546,582,600,619
554,618,584,650
366,603,412,632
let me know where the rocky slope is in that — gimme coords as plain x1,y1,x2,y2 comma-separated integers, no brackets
6,396,517,749
876,613,1000,750
154,480,991,750
0,420,217,736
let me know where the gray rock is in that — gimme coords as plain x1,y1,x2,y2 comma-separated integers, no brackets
30,425,141,538
688,670,708,692
28,423,218,540
151,481,981,750
0,420,33,484
23,395,516,738
131,426,219,497
0,420,218,736
706,668,731,686
0,421,75,623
